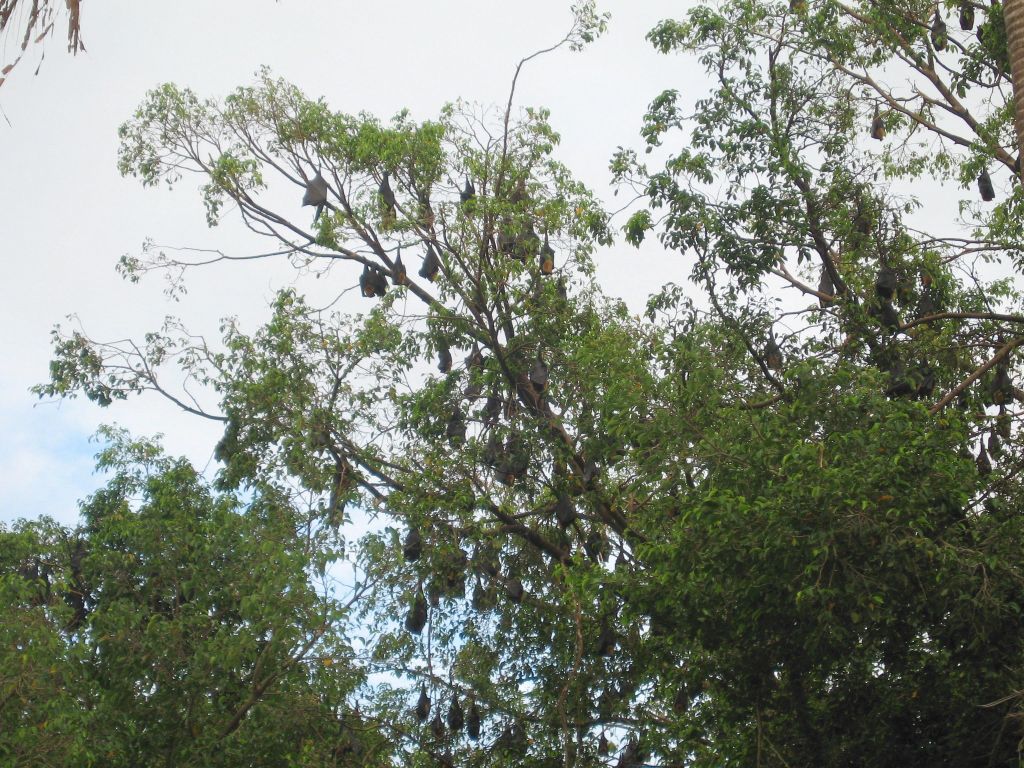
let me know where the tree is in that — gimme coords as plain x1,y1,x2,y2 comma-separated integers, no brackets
0,0,84,89
23,1,1024,766
1005,0,1024,160
1,429,383,767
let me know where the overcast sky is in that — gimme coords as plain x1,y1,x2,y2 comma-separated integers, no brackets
0,0,705,526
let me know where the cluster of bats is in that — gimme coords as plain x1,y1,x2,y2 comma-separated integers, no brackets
301,170,558,301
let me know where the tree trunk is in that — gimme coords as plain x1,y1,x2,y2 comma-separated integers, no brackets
1007,0,1024,168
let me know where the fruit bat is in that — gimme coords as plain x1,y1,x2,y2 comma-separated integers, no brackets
406,587,428,634
466,701,481,740
506,576,524,603
557,277,568,300
916,284,938,318
597,623,617,656
875,266,898,299
303,173,330,223
471,579,494,612
392,249,408,285
598,732,610,756
817,267,834,306
997,408,1011,440
991,364,1013,405
449,548,469,577
598,688,617,719
420,243,441,281
446,699,464,731
514,223,539,262
446,410,467,444
372,267,388,295
464,348,484,397
585,530,609,562
988,429,1002,457
494,724,526,754
554,491,576,527
403,528,422,562
931,10,948,51
495,439,529,485
431,713,445,740
483,433,501,468
482,393,502,425
359,265,388,298
427,580,441,608
379,171,397,217
415,686,431,722
915,361,936,398
497,226,515,257
959,1,974,30
875,299,901,332
978,168,995,201
764,335,783,372
884,359,913,398
460,177,475,204
510,175,528,204
617,737,645,768
977,443,992,476
438,345,453,374
529,356,549,392
539,235,555,274
359,265,376,298
870,110,886,141
790,0,806,11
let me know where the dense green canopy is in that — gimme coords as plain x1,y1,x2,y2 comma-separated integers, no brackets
8,1,1024,766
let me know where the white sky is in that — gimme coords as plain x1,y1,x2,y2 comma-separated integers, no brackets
0,1,702,525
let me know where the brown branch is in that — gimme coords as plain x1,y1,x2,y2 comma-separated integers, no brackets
930,338,1024,415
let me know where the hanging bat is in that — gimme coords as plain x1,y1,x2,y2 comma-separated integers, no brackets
959,1,974,30
360,265,376,298
419,242,441,281
438,345,453,374
978,168,995,202
931,10,948,51
445,410,467,445
554,491,576,527
403,528,422,562
392,248,408,286
302,173,330,223
817,267,834,306
870,110,886,141
447,698,464,731
506,576,524,603
539,235,555,274
764,335,783,372
529,356,548,392
977,442,992,476
466,700,481,740
415,686,431,722
379,171,397,216
406,588,428,634
875,266,898,299
482,393,502,425
597,623,617,656
431,713,445,740
874,299,901,333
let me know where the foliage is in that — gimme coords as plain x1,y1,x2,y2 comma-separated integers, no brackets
19,1,1024,766
0,429,377,767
